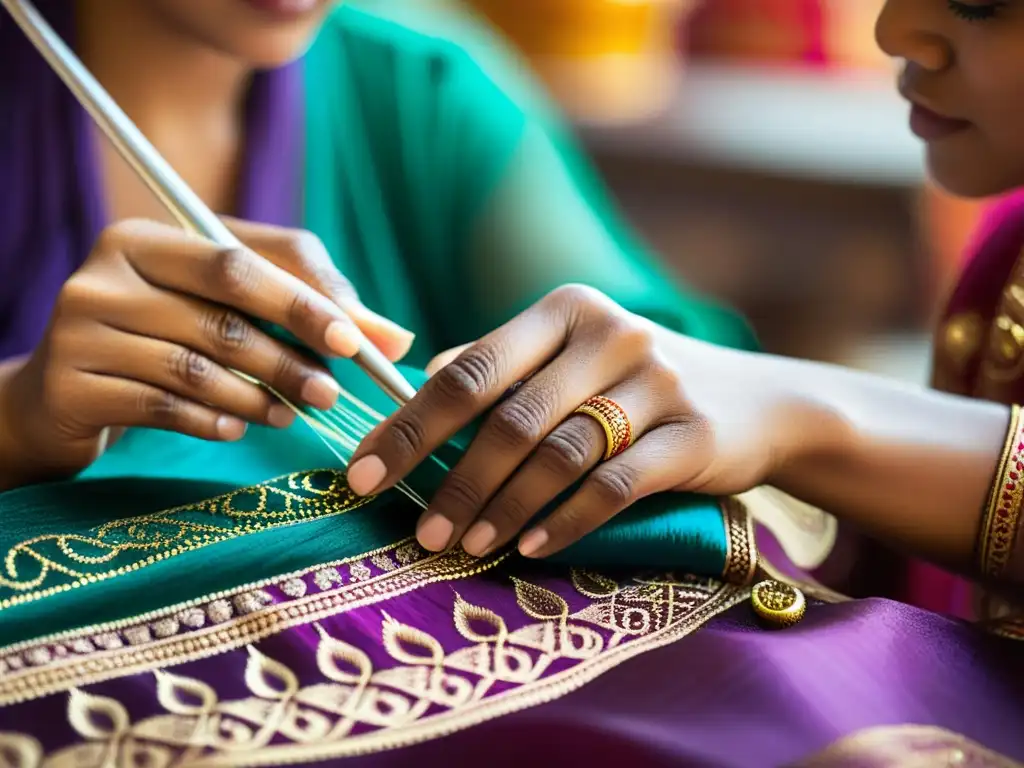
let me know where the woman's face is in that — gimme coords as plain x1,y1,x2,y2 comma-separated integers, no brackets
143,0,335,69
876,0,1024,197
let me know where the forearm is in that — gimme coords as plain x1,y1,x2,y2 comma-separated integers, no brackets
767,353,1009,574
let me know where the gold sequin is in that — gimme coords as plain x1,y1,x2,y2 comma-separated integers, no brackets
942,312,984,372
750,579,806,628
985,315,1024,383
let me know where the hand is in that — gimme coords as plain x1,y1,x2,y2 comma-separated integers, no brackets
0,217,414,484
347,284,818,559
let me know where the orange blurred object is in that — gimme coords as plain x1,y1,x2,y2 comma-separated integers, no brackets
466,0,697,124
689,0,888,70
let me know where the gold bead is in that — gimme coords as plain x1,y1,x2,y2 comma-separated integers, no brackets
750,579,806,629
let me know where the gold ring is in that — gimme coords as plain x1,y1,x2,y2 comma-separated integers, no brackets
574,395,634,460
750,579,806,629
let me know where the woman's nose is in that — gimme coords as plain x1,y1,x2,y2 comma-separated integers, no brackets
875,0,952,72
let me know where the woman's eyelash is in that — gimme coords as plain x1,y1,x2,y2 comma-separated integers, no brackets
947,0,1008,21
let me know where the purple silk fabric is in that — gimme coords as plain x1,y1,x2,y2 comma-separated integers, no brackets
0,0,303,360
1,557,1022,766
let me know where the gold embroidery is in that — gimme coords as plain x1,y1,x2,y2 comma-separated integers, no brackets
942,311,984,372
0,470,372,611
790,724,1023,767
0,545,500,706
0,491,757,681
987,315,1024,382
750,579,805,628
721,496,758,585
0,572,746,766
978,405,1024,580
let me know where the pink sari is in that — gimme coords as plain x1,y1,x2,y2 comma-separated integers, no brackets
905,189,1024,619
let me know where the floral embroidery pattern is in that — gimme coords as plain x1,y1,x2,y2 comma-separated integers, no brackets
0,568,746,766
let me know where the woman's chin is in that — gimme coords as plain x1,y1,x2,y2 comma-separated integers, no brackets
925,148,1024,200
217,30,321,69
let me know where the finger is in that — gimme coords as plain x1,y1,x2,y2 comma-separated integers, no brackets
461,382,661,557
518,421,706,559
224,218,415,361
75,371,248,442
100,219,362,360
425,344,471,378
412,340,622,552
75,324,295,429
90,283,342,412
346,297,574,498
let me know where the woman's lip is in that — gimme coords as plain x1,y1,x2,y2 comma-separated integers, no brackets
908,103,972,141
240,0,319,18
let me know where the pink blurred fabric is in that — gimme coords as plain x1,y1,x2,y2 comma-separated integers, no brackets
904,189,1024,618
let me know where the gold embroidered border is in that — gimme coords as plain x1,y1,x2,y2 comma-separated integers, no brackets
978,405,1024,580
0,488,761,693
217,585,749,767
0,544,507,706
721,496,758,585
0,537,433,676
0,573,748,766
0,470,372,611
789,724,1023,767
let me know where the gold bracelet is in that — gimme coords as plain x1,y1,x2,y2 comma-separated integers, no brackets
977,404,1024,580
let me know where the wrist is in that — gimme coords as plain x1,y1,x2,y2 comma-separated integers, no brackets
761,364,856,495
0,357,68,490
0,358,34,489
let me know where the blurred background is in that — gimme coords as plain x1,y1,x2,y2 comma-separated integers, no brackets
358,0,986,383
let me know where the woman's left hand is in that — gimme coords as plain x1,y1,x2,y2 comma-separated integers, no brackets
346,285,812,559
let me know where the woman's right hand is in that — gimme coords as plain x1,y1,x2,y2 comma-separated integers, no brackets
0,217,414,486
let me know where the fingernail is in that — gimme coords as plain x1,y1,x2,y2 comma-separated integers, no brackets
267,404,295,429
345,304,415,358
346,302,415,337
216,415,247,441
518,528,549,558
388,330,416,362
418,513,455,552
347,454,387,496
325,320,361,358
462,521,497,558
302,372,340,410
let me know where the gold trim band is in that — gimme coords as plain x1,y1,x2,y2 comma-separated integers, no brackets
574,395,634,460
978,405,1024,580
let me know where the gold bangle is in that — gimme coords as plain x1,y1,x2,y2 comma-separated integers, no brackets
977,404,1024,580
